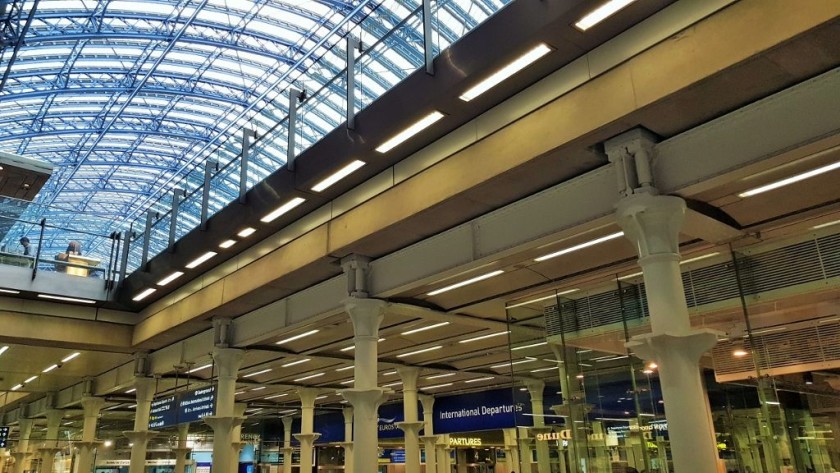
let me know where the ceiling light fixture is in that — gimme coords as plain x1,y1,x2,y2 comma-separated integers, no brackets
265,394,288,400
739,160,840,198
427,270,505,296
294,372,324,382
43,364,59,373
0,346,8,356
219,239,237,249
156,271,185,286
574,0,637,31
425,373,456,380
531,367,557,373
491,359,536,369
340,379,355,385
506,289,579,309
423,382,453,390
311,160,366,192
237,227,256,238
38,294,96,304
383,381,403,388
11,384,23,391
401,322,450,336
281,358,310,368
24,376,38,383
0,288,20,294
813,219,840,230
276,329,319,345
243,369,272,378
126,388,136,394
261,197,306,223
251,387,266,391
460,44,552,101
382,371,398,376
733,349,749,358
188,363,212,373
465,376,495,383
132,288,156,302
535,232,624,262
458,331,509,344
375,111,445,153
185,251,217,269
619,252,722,280
397,346,443,358
61,352,80,363
336,366,354,372
511,341,548,351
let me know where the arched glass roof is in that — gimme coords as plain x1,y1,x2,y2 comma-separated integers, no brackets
0,0,509,262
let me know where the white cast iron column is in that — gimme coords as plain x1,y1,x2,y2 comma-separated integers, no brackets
294,388,321,473
203,347,244,473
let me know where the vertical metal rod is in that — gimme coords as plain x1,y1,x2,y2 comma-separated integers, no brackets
106,232,118,290
119,227,133,287
31,218,45,281
201,160,218,230
422,0,435,75
168,188,184,252
141,210,155,269
287,88,302,171
346,36,359,130
239,128,255,204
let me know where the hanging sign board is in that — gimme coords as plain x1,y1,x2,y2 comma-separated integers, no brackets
149,386,215,429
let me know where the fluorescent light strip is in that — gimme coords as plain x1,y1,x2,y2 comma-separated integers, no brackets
464,377,494,383
574,0,637,31
188,363,212,373
43,364,58,373
251,387,266,391
382,370,398,376
383,381,403,388
397,346,443,358
511,341,548,351
0,346,8,356
132,288,156,301
265,394,288,400
219,239,237,249
425,373,456,380
38,294,95,304
739,160,840,197
62,352,80,363
185,251,217,269
491,359,536,369
530,367,557,373
535,232,624,262
281,358,310,368
0,288,20,294
423,383,453,390
375,111,445,153
459,331,509,344
156,271,184,286
460,44,552,101
619,252,722,280
276,329,319,345
341,338,384,351
340,379,355,385
11,384,22,391
427,270,505,296
402,322,450,336
237,227,256,238
311,160,366,192
25,376,38,383
126,388,136,394
315,395,328,400
261,197,306,223
294,372,324,382
813,219,840,230
336,366,354,372
243,368,272,378
506,289,580,309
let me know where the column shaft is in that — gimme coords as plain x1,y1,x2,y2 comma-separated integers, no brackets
76,397,105,473
204,347,244,473
419,395,437,473
295,389,321,473
341,408,353,473
172,423,191,473
126,377,158,473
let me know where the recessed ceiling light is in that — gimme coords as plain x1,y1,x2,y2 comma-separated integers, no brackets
812,219,840,230
276,330,319,345
490,359,536,369
423,383,453,390
511,341,548,351
38,294,96,304
382,371,398,376
401,322,450,336
25,375,38,383
261,197,306,223
460,44,552,101
397,346,442,358
219,239,237,249
574,0,637,31
281,358,310,368
61,352,80,363
425,373,456,380
185,251,217,269
126,388,136,394
530,367,557,373
0,288,20,294
188,363,212,373
132,288,156,302
383,381,403,388
427,270,505,296
311,160,366,192
243,368,272,378
534,232,624,262
237,227,256,238
458,331,509,344
340,379,355,385
265,394,287,400
0,346,8,356
11,384,23,391
739,160,840,198
336,366,354,372
43,364,59,373
464,377,494,384
506,289,579,309
251,386,266,391
294,372,324,382
375,111,445,153
156,271,184,286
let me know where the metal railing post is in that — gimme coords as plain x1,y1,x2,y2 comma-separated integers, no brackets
422,0,435,75
346,36,360,130
141,210,156,269
240,127,256,204
118,227,133,287
287,88,303,171
31,218,45,281
168,188,184,252
201,160,219,230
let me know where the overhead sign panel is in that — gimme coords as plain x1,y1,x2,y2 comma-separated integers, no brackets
148,386,215,430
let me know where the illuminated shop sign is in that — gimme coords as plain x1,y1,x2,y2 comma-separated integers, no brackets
607,422,668,439
449,437,482,446
149,386,215,429
536,431,605,442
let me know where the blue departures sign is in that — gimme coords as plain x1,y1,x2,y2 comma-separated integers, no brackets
148,386,215,429
0,426,9,448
